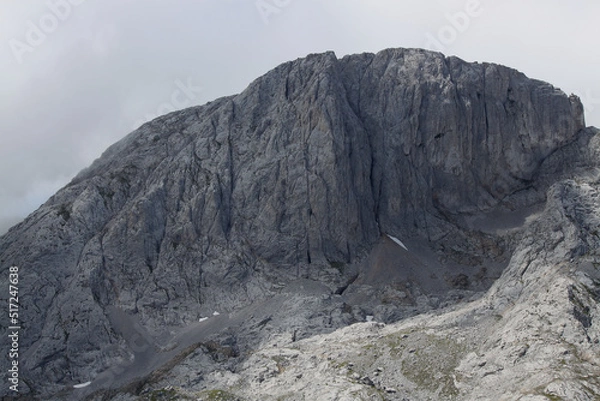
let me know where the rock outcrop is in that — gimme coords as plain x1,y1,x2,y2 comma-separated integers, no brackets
0,48,595,400
176,139,600,400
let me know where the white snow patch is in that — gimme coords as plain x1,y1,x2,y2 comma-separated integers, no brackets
73,381,92,389
366,315,374,322
212,311,220,316
386,234,408,251
198,317,209,323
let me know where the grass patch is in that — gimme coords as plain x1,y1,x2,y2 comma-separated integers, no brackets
383,330,415,356
141,387,193,401
197,389,241,401
399,333,467,398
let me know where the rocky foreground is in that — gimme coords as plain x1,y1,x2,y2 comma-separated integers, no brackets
1,48,599,400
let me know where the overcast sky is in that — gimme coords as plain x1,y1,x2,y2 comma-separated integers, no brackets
1,0,599,235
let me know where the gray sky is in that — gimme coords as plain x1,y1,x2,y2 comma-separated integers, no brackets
1,0,599,234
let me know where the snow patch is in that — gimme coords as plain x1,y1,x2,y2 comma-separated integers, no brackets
386,234,408,251
198,317,209,323
73,381,92,389
212,311,220,316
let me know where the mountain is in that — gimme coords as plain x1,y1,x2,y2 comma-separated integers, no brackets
1,48,598,400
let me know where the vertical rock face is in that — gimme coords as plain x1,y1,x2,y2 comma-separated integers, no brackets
0,48,590,399
340,50,584,221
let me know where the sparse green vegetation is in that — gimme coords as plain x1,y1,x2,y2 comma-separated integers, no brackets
271,354,295,374
350,329,467,398
383,329,415,356
399,333,467,398
141,387,190,401
197,389,241,401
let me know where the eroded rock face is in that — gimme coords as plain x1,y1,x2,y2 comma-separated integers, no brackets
0,48,591,399
193,142,600,401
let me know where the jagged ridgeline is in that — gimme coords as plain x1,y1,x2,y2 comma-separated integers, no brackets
1,48,597,400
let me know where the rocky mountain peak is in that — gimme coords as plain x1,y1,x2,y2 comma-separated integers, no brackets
1,48,597,400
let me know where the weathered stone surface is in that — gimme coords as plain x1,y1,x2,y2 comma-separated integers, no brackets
177,173,600,400
0,47,595,400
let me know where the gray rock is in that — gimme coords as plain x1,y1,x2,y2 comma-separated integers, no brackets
195,177,600,399
0,47,595,400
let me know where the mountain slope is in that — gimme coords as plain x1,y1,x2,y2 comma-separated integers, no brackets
0,48,595,400
190,151,600,401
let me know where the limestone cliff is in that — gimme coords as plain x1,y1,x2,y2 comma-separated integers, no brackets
0,48,595,400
